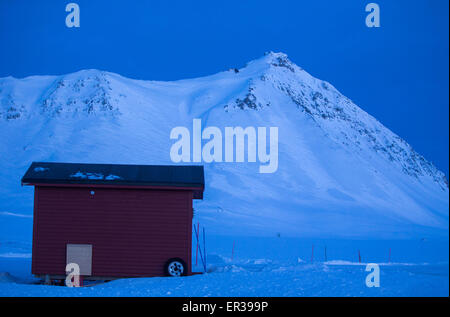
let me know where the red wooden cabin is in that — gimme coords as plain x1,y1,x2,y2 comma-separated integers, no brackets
21,162,204,281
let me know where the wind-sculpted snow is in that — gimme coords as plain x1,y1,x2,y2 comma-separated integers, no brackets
0,52,448,239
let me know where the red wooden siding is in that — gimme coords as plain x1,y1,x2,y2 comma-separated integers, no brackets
32,186,193,278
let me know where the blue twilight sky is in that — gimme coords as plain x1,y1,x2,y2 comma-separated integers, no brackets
0,0,448,177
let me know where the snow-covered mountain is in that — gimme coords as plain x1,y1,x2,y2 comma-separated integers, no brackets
0,52,448,239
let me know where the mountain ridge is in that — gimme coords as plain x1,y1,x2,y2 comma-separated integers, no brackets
0,52,448,238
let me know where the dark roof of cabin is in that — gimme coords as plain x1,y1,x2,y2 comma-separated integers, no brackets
21,162,205,190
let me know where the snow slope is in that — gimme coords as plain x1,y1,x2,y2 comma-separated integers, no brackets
0,52,448,241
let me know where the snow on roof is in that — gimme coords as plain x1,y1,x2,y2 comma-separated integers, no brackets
69,171,122,180
33,167,49,172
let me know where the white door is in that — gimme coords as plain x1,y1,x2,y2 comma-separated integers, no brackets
66,244,92,276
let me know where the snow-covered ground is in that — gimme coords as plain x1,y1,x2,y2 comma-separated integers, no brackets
0,214,448,297
0,233,448,296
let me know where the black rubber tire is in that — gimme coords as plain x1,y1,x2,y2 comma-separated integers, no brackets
164,258,187,277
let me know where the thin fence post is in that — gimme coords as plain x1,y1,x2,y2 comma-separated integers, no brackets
193,224,206,272
202,227,207,272
195,222,199,266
